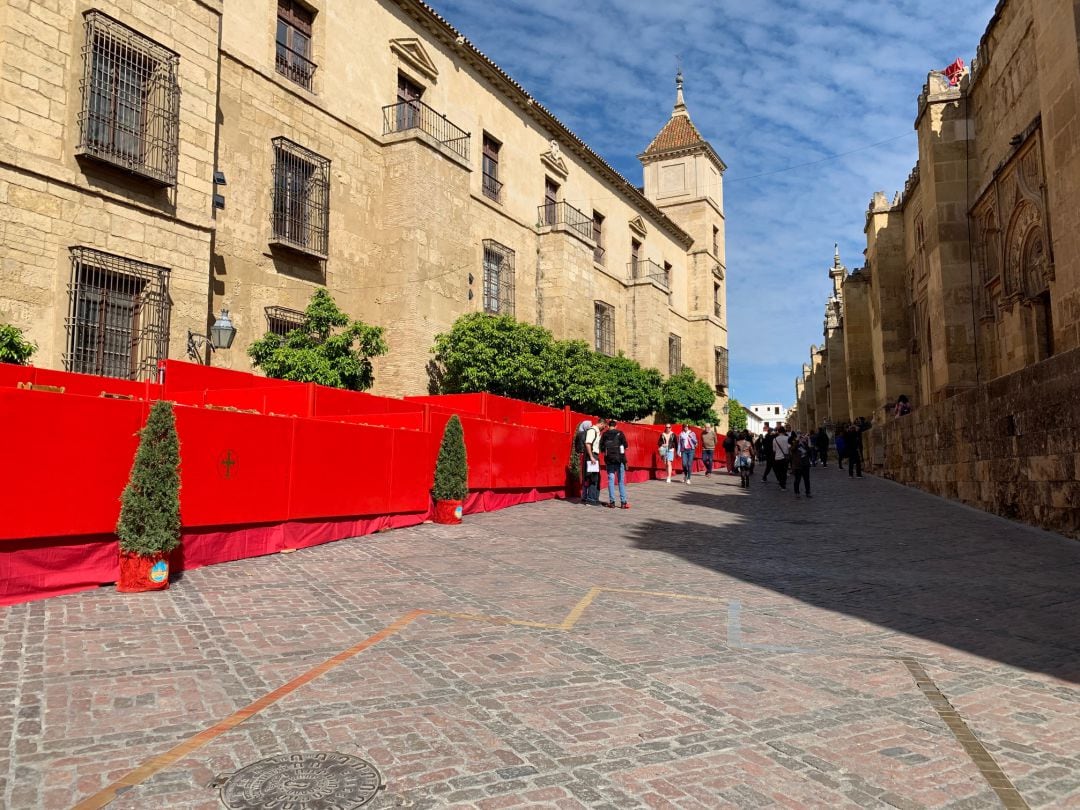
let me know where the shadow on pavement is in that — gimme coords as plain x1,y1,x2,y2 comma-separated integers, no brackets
625,477,1080,683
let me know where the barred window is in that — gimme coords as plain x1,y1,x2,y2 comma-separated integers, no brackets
482,240,515,316
482,134,502,202
65,247,171,381
668,334,682,377
715,346,729,392
276,0,316,90
77,11,180,185
592,211,605,265
594,301,614,356
265,305,305,337
270,137,330,259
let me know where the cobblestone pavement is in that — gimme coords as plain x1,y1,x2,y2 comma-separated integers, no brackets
3,466,1080,809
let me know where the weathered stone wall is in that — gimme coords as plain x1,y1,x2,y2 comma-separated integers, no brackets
875,344,1080,539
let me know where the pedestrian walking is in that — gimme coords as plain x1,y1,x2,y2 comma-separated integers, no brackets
791,432,813,498
835,429,847,471
721,429,737,474
815,425,830,467
894,394,912,417
600,418,630,508
657,424,677,483
846,417,872,478
701,425,718,476
772,426,791,490
678,423,698,483
581,420,602,505
761,427,776,482
734,431,754,488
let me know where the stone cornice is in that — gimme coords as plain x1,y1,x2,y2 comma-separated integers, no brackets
390,0,695,250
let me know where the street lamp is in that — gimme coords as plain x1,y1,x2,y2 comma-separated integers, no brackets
187,308,237,363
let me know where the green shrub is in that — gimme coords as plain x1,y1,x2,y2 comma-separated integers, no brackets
248,289,388,390
659,367,718,425
117,401,181,556
0,324,36,365
433,415,468,501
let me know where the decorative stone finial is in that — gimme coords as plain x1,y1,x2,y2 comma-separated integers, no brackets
834,243,840,267
674,68,687,115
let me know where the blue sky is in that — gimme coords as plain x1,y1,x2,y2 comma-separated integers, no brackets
428,0,996,406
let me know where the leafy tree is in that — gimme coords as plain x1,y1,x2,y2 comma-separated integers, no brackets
432,313,561,403
248,290,388,390
117,401,181,557
600,353,662,422
728,398,748,433
431,314,664,421
659,367,718,425
0,324,35,365
433,415,468,501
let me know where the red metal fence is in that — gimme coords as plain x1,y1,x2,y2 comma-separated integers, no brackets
0,361,702,606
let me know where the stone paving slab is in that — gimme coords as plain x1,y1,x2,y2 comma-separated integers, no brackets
2,466,1079,809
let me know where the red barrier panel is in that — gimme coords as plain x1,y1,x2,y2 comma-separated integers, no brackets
313,386,421,416
0,363,34,388
201,384,313,416
0,390,146,540
161,360,263,392
406,394,486,416
174,406,294,527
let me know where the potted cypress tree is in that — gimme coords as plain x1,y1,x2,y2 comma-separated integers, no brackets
116,400,181,592
432,415,468,524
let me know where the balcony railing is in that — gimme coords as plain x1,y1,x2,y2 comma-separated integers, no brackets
275,44,316,91
482,171,503,202
628,258,669,288
593,244,605,265
382,99,471,161
538,200,593,242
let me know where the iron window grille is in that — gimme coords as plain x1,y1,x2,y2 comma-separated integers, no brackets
482,134,502,202
594,301,614,356
668,334,682,377
77,11,180,185
65,247,171,381
382,99,471,162
265,305,305,337
715,346,729,393
270,136,330,259
482,240,515,317
276,0,316,90
538,200,593,241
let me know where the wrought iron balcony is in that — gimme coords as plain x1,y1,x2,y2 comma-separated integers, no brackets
628,258,669,288
275,44,316,91
538,200,593,242
593,244,606,265
382,99,471,161
482,171,502,202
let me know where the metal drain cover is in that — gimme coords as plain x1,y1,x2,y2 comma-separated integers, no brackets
220,752,382,809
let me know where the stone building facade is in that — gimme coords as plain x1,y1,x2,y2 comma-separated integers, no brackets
0,0,730,422
791,0,1080,537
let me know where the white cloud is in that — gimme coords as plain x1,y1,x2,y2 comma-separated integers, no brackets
431,0,997,403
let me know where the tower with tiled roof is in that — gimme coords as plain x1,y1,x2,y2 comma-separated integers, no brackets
639,71,729,416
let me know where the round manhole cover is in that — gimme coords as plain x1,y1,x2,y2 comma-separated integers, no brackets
220,752,382,809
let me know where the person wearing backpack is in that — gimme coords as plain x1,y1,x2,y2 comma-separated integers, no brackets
600,418,630,509
577,420,603,505
678,423,698,483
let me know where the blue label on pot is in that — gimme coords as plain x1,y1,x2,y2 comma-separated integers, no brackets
149,560,169,584
454,505,463,519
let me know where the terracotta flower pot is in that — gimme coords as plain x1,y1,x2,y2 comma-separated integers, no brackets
117,550,170,593
433,499,463,525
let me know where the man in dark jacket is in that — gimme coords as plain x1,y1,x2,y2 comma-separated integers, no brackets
815,426,831,467
760,428,776,482
845,417,872,478
600,418,630,509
